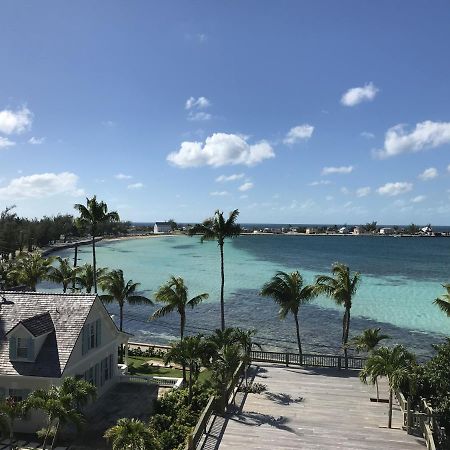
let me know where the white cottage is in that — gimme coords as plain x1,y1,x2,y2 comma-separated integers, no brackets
0,291,129,433
153,222,172,234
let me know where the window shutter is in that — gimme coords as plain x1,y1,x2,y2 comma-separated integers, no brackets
100,359,105,386
82,325,88,355
96,319,101,347
94,363,100,387
28,338,35,360
9,337,17,359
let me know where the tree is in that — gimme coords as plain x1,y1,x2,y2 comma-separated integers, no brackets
350,328,390,400
152,276,208,381
360,345,416,428
233,328,262,387
8,253,54,291
261,271,316,359
78,263,108,294
434,284,450,317
314,263,360,367
26,377,96,449
48,257,81,293
189,209,241,331
74,196,119,293
0,397,27,446
105,418,160,450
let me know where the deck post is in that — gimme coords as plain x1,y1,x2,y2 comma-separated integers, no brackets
407,396,412,434
285,353,289,367
337,356,342,370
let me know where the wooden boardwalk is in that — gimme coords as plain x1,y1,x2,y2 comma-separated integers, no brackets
200,363,426,450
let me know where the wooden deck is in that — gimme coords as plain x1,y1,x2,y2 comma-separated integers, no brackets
200,363,426,450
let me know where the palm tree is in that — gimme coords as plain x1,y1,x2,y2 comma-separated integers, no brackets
360,345,415,428
74,196,119,293
26,377,96,449
261,271,316,359
8,253,54,291
189,209,241,331
104,418,159,450
434,284,450,317
315,262,361,367
48,257,81,293
78,263,108,294
207,327,239,351
233,328,262,387
350,328,390,400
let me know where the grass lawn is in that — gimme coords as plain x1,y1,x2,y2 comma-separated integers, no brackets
128,355,212,383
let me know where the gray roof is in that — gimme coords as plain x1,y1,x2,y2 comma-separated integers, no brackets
0,292,97,378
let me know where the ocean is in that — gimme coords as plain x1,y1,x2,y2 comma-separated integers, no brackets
49,234,450,359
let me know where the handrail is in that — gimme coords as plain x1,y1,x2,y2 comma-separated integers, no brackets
120,374,183,388
186,396,215,450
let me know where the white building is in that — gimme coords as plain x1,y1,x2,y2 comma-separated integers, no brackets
338,227,348,234
353,226,362,235
0,291,129,433
153,222,172,233
379,227,395,235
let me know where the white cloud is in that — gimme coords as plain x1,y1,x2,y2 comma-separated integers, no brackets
326,195,334,201
216,173,245,182
411,195,426,203
0,172,83,200
361,131,375,139
309,180,331,186
418,167,438,181
115,173,133,180
239,182,254,192
283,124,314,145
0,107,33,134
341,187,350,195
127,182,144,189
187,112,212,121
102,120,116,127
0,137,15,148
240,194,248,199
167,133,275,168
375,121,450,159
356,186,371,197
322,165,354,175
341,83,379,107
185,96,210,110
28,136,45,145
210,191,229,196
377,182,413,196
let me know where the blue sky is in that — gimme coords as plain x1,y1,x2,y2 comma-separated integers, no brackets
1,1,450,224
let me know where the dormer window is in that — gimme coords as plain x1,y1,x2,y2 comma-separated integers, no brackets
17,338,29,358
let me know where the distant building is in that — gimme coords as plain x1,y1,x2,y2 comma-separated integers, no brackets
154,222,172,233
421,225,432,234
338,227,348,234
379,227,394,235
306,228,317,234
353,226,362,235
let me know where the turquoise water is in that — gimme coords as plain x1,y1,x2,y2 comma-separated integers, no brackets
51,235,450,357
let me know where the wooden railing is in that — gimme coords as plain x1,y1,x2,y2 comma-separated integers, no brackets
120,374,183,389
250,350,366,370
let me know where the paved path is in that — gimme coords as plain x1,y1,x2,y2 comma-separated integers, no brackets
201,364,425,450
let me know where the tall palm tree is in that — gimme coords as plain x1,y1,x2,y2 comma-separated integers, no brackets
434,284,450,317
351,328,390,400
48,257,81,293
74,196,119,293
315,262,360,367
261,271,316,359
104,418,159,450
78,263,108,294
360,345,415,428
8,253,54,291
189,209,241,331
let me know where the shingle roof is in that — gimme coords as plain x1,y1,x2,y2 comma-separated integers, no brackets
0,292,96,378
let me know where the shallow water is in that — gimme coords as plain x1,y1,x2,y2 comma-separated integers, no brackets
49,235,450,358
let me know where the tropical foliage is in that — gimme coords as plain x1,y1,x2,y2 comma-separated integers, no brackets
189,209,241,330
48,257,81,292
350,328,390,353
7,252,54,291
78,263,108,294
434,284,450,317
104,418,160,450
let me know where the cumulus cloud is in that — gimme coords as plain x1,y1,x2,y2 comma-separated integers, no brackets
127,182,144,189
167,133,275,168
216,173,245,182
411,195,426,203
0,107,33,134
115,173,133,180
309,180,331,186
375,121,450,159
341,83,379,107
283,124,314,145
0,172,83,200
28,136,45,145
185,96,210,110
0,137,15,148
356,186,371,197
239,182,254,192
210,191,229,196
377,182,413,196
321,166,354,175
361,131,375,139
419,167,438,181
187,112,212,121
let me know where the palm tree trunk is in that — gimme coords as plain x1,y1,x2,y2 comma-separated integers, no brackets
50,420,60,449
376,379,379,401
388,388,393,428
119,304,124,364
92,235,97,293
42,417,52,449
343,308,350,369
219,241,225,331
180,311,186,383
72,243,78,291
188,362,193,403
293,313,303,361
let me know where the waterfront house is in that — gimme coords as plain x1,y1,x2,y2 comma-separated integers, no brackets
353,226,362,235
0,291,129,433
379,227,394,235
338,226,349,234
153,222,172,233
306,227,317,234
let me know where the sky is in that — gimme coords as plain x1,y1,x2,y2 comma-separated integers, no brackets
1,1,450,224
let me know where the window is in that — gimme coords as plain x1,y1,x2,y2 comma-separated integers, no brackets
8,389,30,402
89,323,95,349
82,319,102,355
16,338,28,358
